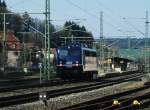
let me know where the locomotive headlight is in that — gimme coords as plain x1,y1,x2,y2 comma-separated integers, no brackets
59,61,63,66
76,61,79,64
36,54,39,58
75,61,79,66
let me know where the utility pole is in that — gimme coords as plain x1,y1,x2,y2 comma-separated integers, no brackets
145,11,149,73
22,33,27,68
44,0,51,80
126,31,134,50
128,36,131,49
100,11,104,73
64,37,67,46
2,13,6,72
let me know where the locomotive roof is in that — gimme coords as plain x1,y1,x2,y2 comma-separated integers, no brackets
58,46,96,52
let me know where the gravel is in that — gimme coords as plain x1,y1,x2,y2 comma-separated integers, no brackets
1,81,144,110
0,81,95,98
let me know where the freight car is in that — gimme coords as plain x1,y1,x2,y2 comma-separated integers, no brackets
56,44,98,79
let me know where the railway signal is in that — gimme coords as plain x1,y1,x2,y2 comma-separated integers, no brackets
39,92,48,106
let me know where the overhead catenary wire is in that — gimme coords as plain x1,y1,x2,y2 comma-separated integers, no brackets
64,0,126,35
8,0,27,9
8,0,81,22
83,20,100,33
96,0,145,37
8,0,147,50
51,18,86,22
9,0,128,37
7,0,34,12
123,17,145,36
52,20,84,34
8,0,146,38
7,0,44,14
64,0,126,56
97,0,148,52
65,0,98,19
96,1,126,29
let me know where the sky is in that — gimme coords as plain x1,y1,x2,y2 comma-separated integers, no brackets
5,0,150,39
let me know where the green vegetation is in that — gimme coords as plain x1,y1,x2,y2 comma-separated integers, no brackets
57,21,94,47
118,49,141,60
0,1,94,48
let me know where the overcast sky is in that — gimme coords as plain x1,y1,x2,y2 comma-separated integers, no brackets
5,0,150,38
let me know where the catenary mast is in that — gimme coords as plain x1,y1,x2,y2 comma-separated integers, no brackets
44,0,51,80
145,11,149,73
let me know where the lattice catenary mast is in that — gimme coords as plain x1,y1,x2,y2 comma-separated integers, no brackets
145,11,149,73
44,0,51,80
100,11,104,72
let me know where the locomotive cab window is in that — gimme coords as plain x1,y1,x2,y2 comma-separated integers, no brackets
84,50,96,57
58,49,68,58
58,48,81,58
69,48,80,56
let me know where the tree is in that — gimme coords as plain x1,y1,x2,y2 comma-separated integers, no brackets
57,21,94,47
0,0,8,31
0,0,23,35
19,12,57,48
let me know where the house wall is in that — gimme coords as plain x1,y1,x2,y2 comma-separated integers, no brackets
7,51,20,67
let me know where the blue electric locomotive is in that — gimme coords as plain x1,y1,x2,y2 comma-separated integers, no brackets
56,44,98,79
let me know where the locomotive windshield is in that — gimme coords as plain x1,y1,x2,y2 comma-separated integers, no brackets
58,48,80,58
59,49,68,58
69,49,80,56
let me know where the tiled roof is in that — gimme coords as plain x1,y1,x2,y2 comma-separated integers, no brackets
0,31,22,50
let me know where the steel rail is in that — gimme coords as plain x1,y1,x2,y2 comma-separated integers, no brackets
0,71,143,93
0,72,145,108
114,92,150,110
60,86,149,110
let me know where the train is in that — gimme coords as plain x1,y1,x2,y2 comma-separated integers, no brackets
56,43,98,79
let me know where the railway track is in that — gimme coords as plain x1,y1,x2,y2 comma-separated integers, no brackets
0,79,73,93
59,85,150,110
0,72,144,93
0,72,145,108
0,77,42,92
111,93,150,110
0,77,91,93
